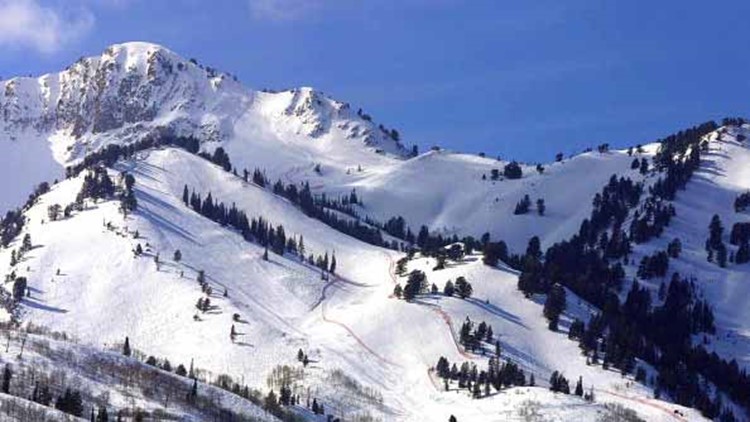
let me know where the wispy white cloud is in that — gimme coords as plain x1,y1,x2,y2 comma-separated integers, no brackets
248,0,323,22
0,0,94,54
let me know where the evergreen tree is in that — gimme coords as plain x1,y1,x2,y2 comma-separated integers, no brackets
537,198,546,216
455,276,473,299
173,249,182,262
123,337,131,357
443,280,455,296
575,376,584,396
543,285,566,331
176,364,187,377
330,253,337,274
187,379,198,402
12,277,27,301
97,407,109,422
403,270,427,300
2,365,11,394
504,161,523,179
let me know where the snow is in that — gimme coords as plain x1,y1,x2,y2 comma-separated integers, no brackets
0,41,739,420
0,329,280,421
620,125,750,371
0,146,707,421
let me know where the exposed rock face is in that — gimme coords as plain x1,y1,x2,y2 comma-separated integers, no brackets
0,42,406,165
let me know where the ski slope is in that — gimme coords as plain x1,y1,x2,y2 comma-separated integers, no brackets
0,146,708,421
0,41,744,420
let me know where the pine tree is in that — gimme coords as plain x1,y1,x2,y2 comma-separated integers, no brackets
173,249,182,262
443,280,455,296
575,376,584,396
188,378,198,402
393,284,403,299
2,365,11,393
455,276,473,299
330,253,337,274
537,198,546,216
182,185,189,205
97,407,109,422
123,337,131,357
263,246,269,261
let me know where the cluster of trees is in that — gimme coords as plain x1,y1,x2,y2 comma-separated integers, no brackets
1,182,51,247
513,195,531,215
722,117,746,126
118,336,312,421
504,161,523,179
511,121,750,419
395,271,474,302
296,349,310,367
636,250,670,279
458,317,493,352
182,185,334,273
257,176,392,248
629,199,675,244
650,122,717,201
77,167,115,203
734,192,750,212
74,167,138,214
729,222,750,264
400,269,426,301
706,214,728,267
47,203,72,222
542,284,566,330
9,234,32,268
202,147,232,172
0,209,26,249
630,157,650,174
487,162,523,181
64,134,202,179
118,172,138,215
434,356,527,399
2,364,98,420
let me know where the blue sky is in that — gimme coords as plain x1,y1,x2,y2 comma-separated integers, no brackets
0,0,748,162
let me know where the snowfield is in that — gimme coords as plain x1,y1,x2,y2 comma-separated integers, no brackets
0,146,707,421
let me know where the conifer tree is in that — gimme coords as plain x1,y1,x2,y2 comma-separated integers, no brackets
123,337,131,357
2,364,11,394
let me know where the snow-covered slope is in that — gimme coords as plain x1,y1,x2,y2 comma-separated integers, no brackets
0,41,747,421
0,146,708,421
0,42,407,213
622,125,750,369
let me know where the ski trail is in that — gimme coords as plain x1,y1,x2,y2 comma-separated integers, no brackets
600,389,688,421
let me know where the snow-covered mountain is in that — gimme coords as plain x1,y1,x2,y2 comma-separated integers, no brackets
0,42,407,213
0,42,747,421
